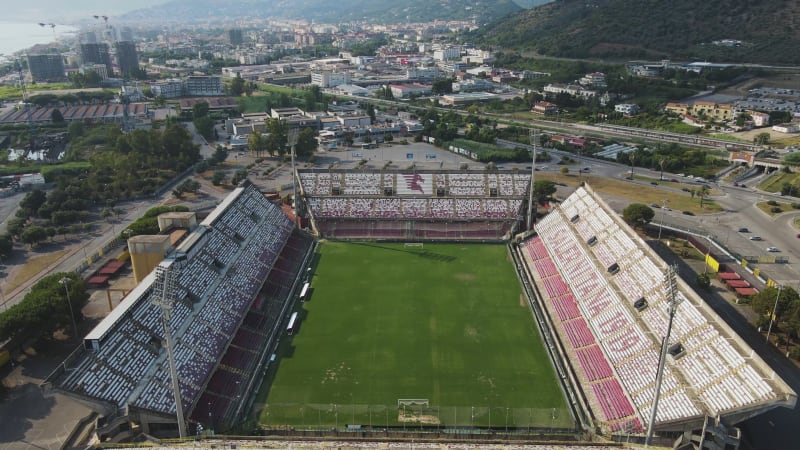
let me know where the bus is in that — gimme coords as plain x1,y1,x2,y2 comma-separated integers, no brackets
286,312,299,335
299,282,310,301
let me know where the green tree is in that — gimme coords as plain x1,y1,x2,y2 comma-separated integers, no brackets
20,189,47,216
532,180,557,204
431,78,454,94
0,234,12,260
229,74,245,96
264,118,288,156
0,273,88,342
51,108,65,123
20,225,48,248
212,170,226,186
754,132,770,145
698,184,710,208
192,101,210,119
68,120,84,138
295,128,318,158
248,131,265,157
622,203,655,228
696,273,711,290
193,115,214,140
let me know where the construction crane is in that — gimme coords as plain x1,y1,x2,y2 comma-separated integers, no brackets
38,22,56,39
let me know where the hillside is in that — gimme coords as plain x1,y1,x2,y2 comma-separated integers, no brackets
120,0,522,25
474,0,800,65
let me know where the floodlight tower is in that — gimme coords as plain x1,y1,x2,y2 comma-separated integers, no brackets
288,126,300,228
526,129,538,230
646,264,682,446
151,257,187,438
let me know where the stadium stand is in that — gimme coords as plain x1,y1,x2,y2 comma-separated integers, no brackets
517,184,796,433
44,183,315,437
299,170,528,240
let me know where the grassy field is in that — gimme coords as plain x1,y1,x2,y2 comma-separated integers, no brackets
537,173,722,213
758,171,800,194
257,242,570,428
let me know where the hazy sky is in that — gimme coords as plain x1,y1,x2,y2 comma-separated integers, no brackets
8,1,166,22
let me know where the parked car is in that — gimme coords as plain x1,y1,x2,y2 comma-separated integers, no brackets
749,236,763,241
767,246,780,252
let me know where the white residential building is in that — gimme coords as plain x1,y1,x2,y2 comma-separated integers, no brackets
433,47,461,61
544,83,597,99
185,76,223,96
615,103,640,115
151,79,183,99
406,67,439,81
311,71,351,88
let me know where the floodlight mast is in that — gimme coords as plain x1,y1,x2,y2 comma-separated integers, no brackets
152,259,187,438
646,264,681,446
288,127,300,229
527,129,538,230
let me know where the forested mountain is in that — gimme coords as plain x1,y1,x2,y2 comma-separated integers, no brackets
474,0,800,64
512,0,554,8
121,0,522,25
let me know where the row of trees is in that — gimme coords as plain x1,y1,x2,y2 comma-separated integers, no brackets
6,122,200,248
0,273,88,343
751,286,800,359
247,119,318,158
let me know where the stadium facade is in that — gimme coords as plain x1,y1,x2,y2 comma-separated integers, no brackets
44,183,315,437
43,171,796,443
298,169,530,240
514,184,796,435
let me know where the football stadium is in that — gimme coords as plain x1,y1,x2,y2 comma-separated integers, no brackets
43,169,796,447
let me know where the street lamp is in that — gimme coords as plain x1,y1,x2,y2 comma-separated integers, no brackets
766,285,783,344
59,277,80,339
658,199,669,240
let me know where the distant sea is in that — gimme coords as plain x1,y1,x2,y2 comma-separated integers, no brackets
0,22,78,58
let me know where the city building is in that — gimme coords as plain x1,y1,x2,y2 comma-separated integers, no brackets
151,79,184,99
532,101,559,116
543,83,596,99
80,42,113,75
26,54,65,82
690,101,734,121
406,67,439,82
579,72,607,89
115,41,139,77
665,102,690,115
614,103,640,115
389,83,432,98
439,92,498,106
311,71,351,88
748,111,771,127
433,46,461,61
228,28,244,46
185,76,223,96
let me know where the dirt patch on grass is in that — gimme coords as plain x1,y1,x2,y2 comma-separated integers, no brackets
3,248,70,294
520,293,527,307
454,273,475,281
397,412,440,424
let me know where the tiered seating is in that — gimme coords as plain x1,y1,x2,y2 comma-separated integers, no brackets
343,173,381,195
400,199,427,218
576,346,614,381
455,198,481,218
429,199,454,219
374,198,400,218
497,174,515,196
483,199,511,218
447,173,486,196
57,184,304,419
524,185,781,428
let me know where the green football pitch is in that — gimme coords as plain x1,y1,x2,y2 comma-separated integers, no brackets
256,242,571,428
